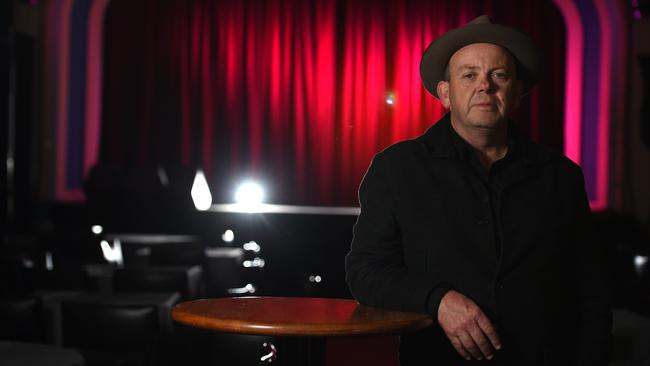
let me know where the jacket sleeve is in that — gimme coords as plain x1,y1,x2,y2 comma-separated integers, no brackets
572,168,613,365
345,153,452,316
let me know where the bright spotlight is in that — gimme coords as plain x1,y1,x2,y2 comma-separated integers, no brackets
222,229,235,243
234,181,265,213
91,225,103,235
634,255,648,275
385,93,395,106
635,255,648,267
191,169,213,211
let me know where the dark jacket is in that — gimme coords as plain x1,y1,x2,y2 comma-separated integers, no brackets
345,114,612,365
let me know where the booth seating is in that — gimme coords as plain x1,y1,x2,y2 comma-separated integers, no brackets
62,302,157,366
0,295,43,342
204,246,246,297
0,340,84,366
59,292,179,366
33,291,179,346
103,233,204,267
149,241,205,267
1,290,179,366
113,265,204,301
610,309,650,366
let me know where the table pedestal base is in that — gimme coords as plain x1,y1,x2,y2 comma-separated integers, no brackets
260,338,325,366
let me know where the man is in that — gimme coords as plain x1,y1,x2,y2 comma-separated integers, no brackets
345,15,612,365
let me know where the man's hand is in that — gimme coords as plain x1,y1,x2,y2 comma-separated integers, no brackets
437,290,502,360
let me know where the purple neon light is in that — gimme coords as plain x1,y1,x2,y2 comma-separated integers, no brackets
593,0,612,210
553,0,584,166
85,0,110,181
54,0,84,201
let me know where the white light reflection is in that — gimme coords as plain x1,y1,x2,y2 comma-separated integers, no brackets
243,257,265,268
45,252,53,271
157,166,169,187
191,169,213,211
100,239,124,267
222,229,234,243
91,225,103,235
260,342,277,363
21,257,34,268
243,241,260,252
100,240,114,262
634,255,648,276
308,274,322,283
113,239,124,267
227,283,256,294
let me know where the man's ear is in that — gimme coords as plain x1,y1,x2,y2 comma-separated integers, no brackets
437,81,451,109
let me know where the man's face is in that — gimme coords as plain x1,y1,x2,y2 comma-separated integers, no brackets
436,43,522,131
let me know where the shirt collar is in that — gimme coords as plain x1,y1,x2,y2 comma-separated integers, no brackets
446,116,518,163
419,112,548,165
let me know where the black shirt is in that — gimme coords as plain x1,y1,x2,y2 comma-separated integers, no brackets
446,120,519,259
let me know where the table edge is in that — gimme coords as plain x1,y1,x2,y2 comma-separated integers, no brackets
171,304,433,337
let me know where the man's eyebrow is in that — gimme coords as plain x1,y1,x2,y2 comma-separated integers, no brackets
457,65,479,71
457,65,509,71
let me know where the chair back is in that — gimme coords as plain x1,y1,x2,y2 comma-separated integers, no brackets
0,296,42,342
61,300,160,366
149,241,205,266
113,266,203,300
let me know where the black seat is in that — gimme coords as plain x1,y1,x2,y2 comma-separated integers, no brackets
149,241,205,267
0,295,43,342
113,265,203,300
0,340,85,366
61,300,161,366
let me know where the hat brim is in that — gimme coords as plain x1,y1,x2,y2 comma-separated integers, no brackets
420,23,540,99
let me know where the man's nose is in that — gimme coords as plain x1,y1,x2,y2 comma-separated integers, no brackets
477,74,494,93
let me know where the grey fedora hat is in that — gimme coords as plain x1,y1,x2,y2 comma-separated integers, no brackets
420,15,541,99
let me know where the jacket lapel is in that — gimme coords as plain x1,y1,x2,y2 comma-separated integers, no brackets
417,114,500,269
500,130,551,190
418,113,456,159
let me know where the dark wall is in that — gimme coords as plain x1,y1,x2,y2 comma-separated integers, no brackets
1,0,12,232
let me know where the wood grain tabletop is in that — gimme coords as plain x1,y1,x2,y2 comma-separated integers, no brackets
171,296,433,337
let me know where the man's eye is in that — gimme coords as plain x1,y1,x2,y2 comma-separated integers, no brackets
462,73,476,79
492,72,508,79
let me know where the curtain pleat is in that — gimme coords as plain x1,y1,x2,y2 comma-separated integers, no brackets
101,0,565,206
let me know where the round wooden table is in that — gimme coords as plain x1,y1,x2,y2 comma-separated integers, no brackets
171,296,433,365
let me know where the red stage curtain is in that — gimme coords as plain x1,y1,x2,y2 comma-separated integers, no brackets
102,0,565,206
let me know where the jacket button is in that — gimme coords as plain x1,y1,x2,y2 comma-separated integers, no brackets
477,219,489,225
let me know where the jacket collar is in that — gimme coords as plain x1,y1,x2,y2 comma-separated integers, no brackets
418,113,550,166
419,113,456,158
